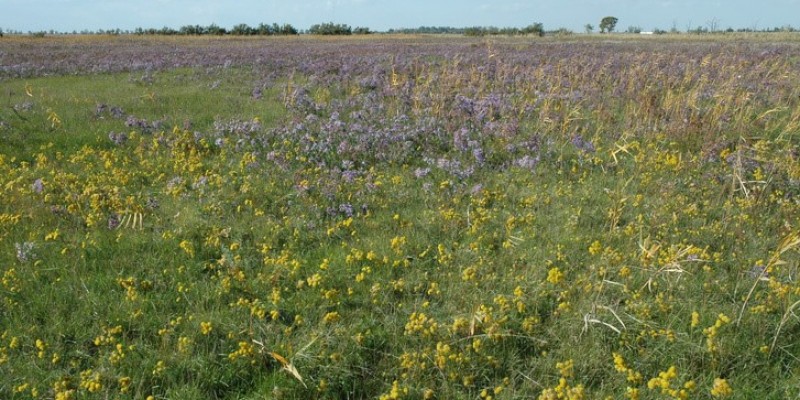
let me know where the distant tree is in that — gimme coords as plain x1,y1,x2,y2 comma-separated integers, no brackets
706,17,719,33
522,22,544,37
231,23,256,35
599,16,618,33
0,28,4,37
464,27,485,37
690,26,708,34
206,23,226,35
255,23,273,35
626,26,642,34
584,24,594,34
158,26,178,35
309,22,352,35
353,27,371,35
499,27,522,36
550,27,574,36
279,24,298,35
180,25,201,35
390,26,472,34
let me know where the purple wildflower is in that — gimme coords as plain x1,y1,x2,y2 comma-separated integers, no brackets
414,168,431,179
514,155,540,170
338,203,354,218
108,214,120,230
472,147,486,165
109,106,125,119
32,178,44,194
108,131,128,146
15,242,36,262
571,134,596,154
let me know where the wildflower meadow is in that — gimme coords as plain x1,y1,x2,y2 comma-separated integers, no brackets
1,34,800,399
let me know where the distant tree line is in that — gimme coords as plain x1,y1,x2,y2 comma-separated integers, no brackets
0,23,298,37
133,22,298,36
387,26,467,34
307,22,371,35
1,22,798,37
462,23,545,37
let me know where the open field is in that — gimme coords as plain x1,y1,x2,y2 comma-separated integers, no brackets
1,35,800,399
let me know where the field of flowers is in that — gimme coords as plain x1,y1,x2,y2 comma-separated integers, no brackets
1,34,800,399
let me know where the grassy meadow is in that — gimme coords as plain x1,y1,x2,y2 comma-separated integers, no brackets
1,34,800,399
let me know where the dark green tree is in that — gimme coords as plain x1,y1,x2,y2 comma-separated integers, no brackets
256,23,273,35
279,24,298,35
179,25,205,35
600,16,618,33
309,22,352,35
206,23,226,35
522,22,544,37
231,23,256,35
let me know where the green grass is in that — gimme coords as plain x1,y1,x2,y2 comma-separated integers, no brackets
1,36,800,399
1,67,283,160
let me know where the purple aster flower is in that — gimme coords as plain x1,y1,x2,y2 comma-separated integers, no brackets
414,168,431,179
32,178,44,194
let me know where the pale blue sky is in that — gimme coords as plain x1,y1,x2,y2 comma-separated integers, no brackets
1,0,798,33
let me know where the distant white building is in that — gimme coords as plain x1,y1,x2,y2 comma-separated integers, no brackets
640,31,654,35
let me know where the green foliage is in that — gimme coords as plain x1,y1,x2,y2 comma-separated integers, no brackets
206,23,226,35
138,23,297,36
600,16,619,33
387,26,465,34
308,22,352,35
230,23,257,36
549,27,574,36
179,25,206,35
522,22,545,36
1,36,800,399
464,23,544,37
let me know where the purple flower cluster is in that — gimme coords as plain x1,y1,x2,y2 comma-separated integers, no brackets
571,134,596,154
15,242,37,262
95,103,125,119
32,178,44,194
125,115,163,134
108,131,128,146
8,37,793,207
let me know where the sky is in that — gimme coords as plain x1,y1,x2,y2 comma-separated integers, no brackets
1,0,798,33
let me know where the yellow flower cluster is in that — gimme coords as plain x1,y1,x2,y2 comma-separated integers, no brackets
646,366,695,399
538,359,584,400
404,312,439,337
710,378,733,398
703,313,731,353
